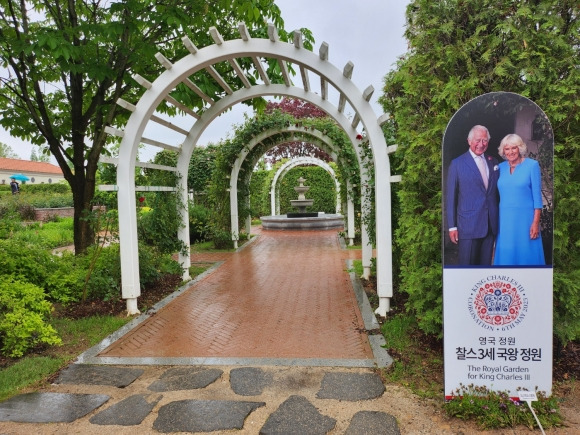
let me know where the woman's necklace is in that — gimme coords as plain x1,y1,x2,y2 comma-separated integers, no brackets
509,157,523,173
509,157,523,168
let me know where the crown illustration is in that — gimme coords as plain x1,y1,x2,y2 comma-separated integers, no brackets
483,289,512,315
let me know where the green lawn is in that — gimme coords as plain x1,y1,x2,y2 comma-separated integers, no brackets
0,315,130,401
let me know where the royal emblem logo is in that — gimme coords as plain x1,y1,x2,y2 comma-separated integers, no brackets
468,277,528,330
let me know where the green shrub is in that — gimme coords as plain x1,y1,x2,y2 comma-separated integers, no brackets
0,190,73,210
0,239,53,288
277,166,336,215
0,204,16,220
157,251,184,276
0,208,20,238
84,243,183,301
84,244,122,301
45,252,85,304
11,218,74,249
211,228,234,250
138,242,183,285
189,204,211,242
0,238,84,304
137,242,161,286
17,203,36,220
19,183,70,194
137,192,186,254
26,193,73,208
0,276,61,357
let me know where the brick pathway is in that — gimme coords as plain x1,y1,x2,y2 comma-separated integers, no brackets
98,229,373,360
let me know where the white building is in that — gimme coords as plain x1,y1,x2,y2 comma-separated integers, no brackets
0,157,64,185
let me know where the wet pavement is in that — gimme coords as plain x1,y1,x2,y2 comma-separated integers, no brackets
0,229,402,434
96,229,375,362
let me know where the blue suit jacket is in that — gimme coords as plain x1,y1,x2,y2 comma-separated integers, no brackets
446,151,499,239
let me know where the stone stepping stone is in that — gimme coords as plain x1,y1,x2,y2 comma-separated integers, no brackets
89,393,162,426
0,392,109,423
148,367,223,392
56,364,144,387
345,410,401,435
316,372,385,401
153,399,265,432
230,367,272,396
260,395,336,434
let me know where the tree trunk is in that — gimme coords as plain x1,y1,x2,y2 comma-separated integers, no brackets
73,204,95,255
70,161,97,255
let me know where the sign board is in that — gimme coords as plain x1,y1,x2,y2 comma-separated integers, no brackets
442,92,554,399
518,391,538,402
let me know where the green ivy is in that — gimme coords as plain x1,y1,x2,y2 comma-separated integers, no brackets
248,169,270,217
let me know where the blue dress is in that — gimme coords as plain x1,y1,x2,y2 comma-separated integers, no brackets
494,158,545,266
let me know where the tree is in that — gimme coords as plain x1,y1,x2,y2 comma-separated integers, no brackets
30,148,49,162
0,0,299,254
266,98,327,119
264,98,331,164
0,142,18,159
380,0,580,342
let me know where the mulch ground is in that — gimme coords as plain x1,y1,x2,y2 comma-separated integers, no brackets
54,274,183,319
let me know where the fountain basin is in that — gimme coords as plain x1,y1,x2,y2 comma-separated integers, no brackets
261,213,344,230
287,212,318,218
289,199,314,214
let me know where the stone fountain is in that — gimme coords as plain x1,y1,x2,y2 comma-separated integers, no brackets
288,177,316,217
261,177,344,230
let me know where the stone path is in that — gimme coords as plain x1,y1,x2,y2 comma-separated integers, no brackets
0,365,400,434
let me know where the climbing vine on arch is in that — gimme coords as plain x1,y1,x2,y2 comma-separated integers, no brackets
207,110,361,233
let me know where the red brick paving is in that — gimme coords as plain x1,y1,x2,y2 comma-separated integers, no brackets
99,229,373,360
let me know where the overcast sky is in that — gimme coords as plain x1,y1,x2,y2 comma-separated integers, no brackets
1,0,409,161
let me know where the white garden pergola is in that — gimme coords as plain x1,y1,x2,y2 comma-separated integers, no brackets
105,23,398,317
227,125,357,247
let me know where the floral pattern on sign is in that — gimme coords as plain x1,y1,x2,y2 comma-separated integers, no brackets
473,281,523,326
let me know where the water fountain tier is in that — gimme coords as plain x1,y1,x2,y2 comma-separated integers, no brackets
260,176,344,230
290,177,314,214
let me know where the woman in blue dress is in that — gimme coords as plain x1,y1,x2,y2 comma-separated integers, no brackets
493,134,545,265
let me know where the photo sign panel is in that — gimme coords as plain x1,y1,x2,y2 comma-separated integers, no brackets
442,92,554,399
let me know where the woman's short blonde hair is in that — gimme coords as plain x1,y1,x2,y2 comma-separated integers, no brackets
498,134,527,158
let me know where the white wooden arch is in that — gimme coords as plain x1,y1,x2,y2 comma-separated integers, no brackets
110,23,397,317
271,157,340,215
226,125,357,247
215,90,372,261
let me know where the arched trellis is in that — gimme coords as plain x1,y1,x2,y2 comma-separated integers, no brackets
271,157,341,215
226,125,357,248
109,23,398,317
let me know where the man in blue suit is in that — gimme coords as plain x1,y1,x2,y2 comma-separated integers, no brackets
446,125,499,265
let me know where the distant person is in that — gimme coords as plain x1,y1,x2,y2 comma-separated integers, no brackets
446,125,499,265
493,134,545,265
10,178,19,195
